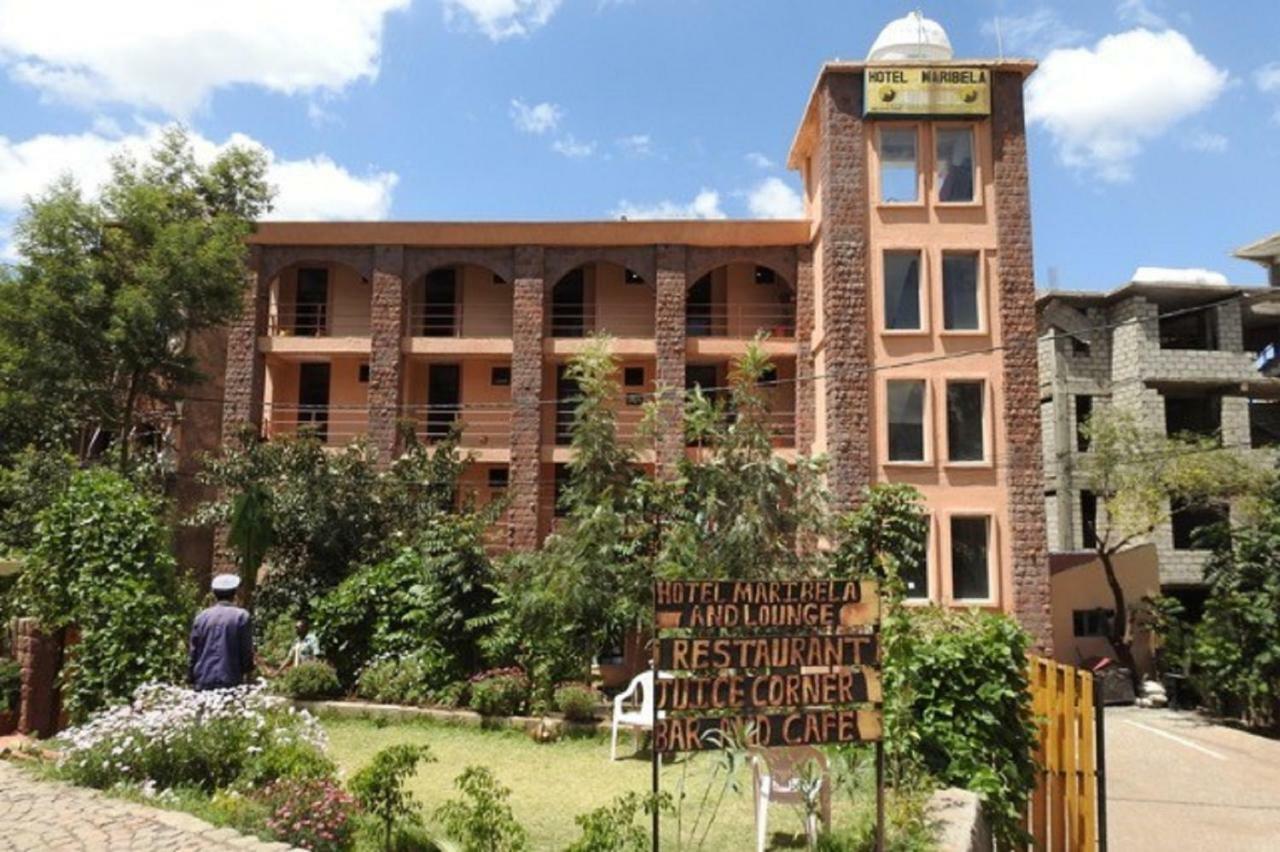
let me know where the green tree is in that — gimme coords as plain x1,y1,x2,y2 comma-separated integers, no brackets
1079,408,1262,683
434,766,529,852
0,126,271,468
349,744,435,852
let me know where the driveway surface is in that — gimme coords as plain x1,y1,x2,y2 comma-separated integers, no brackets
0,760,293,851
1105,706,1280,851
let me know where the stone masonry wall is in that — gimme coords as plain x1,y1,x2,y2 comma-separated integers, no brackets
993,71,1052,654
795,246,816,456
510,247,545,549
655,245,687,477
369,246,406,462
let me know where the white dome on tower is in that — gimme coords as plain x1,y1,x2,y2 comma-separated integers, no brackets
867,12,953,61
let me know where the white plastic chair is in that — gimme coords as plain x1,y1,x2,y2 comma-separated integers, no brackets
610,670,669,760
750,746,832,851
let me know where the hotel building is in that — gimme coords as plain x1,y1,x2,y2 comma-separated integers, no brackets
208,15,1052,649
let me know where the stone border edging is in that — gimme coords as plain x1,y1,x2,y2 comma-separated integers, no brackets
928,787,991,852
291,698,612,737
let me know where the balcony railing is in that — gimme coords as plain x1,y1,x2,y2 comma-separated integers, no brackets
548,305,656,338
685,409,797,448
408,304,461,337
262,403,368,445
686,305,795,339
554,400,648,445
402,404,512,449
268,307,370,337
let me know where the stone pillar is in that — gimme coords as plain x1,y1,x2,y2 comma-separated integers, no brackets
15,618,61,738
221,246,267,443
993,71,1052,655
655,245,687,477
369,245,407,463
817,73,874,510
510,246,545,550
794,246,816,456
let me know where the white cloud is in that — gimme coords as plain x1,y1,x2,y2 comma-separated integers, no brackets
509,98,562,134
0,0,408,116
1256,62,1280,93
0,124,397,224
746,177,804,219
612,189,726,221
745,152,774,169
1184,130,1228,153
617,134,652,156
442,0,562,41
1116,0,1168,29
1026,29,1228,182
981,8,1086,57
551,134,596,158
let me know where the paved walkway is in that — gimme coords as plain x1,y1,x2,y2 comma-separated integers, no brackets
1106,706,1280,851
0,760,293,851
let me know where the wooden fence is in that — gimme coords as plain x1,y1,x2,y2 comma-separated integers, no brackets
1026,656,1103,851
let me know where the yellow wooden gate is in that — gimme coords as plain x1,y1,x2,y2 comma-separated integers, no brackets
1026,656,1101,851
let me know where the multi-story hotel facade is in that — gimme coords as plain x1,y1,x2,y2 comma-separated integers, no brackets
210,16,1052,650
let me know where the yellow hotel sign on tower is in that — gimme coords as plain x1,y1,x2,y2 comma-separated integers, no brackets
864,67,991,117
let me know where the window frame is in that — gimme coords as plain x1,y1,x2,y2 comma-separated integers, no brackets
938,249,987,335
875,124,924,207
932,123,981,207
942,376,991,467
944,512,998,606
880,248,929,335
882,376,932,467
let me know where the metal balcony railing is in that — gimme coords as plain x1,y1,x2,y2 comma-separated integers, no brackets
547,305,656,338
408,304,461,337
686,305,796,339
262,403,368,445
553,400,648,445
401,404,513,448
268,306,371,337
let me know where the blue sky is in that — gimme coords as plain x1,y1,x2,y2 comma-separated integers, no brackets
0,0,1277,288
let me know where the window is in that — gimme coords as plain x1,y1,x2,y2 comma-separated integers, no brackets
488,466,509,491
1073,609,1113,638
1159,309,1218,350
553,463,570,517
887,380,926,462
1164,394,1221,441
624,367,645,387
1171,498,1226,550
879,127,919,203
950,516,991,600
1076,395,1093,452
754,266,777,285
936,128,975,203
945,380,985,462
1080,490,1098,549
883,251,922,331
358,362,370,384
903,523,930,600
942,253,980,331
490,365,511,387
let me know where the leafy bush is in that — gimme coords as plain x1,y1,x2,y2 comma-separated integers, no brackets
259,777,359,852
17,468,194,718
314,517,495,686
891,607,1036,848
356,653,456,707
554,683,599,722
468,668,529,717
239,739,338,789
56,682,329,792
0,447,75,553
434,765,529,852
349,743,434,852
259,613,301,671
0,658,19,714
566,791,654,852
205,789,273,839
275,661,342,701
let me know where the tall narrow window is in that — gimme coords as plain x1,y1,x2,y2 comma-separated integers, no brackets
883,251,922,331
936,128,975,202
946,380,985,462
879,128,919,203
887,380,926,462
1080,490,1098,549
903,523,930,600
950,516,991,600
1076,395,1093,452
942,253,980,331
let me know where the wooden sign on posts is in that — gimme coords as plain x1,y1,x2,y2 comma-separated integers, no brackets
651,579,882,753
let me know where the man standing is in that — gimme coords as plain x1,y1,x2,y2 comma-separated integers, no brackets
189,574,254,690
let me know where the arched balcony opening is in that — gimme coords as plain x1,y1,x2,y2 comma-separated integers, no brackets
267,261,370,338
686,261,794,339
549,262,655,339
408,263,513,338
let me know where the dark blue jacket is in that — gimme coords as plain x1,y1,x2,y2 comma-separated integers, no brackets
189,602,254,690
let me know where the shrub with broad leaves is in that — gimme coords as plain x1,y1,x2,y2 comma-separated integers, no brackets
274,661,343,701
553,683,599,722
468,668,529,718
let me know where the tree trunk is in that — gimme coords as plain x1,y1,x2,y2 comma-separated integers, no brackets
1099,548,1141,690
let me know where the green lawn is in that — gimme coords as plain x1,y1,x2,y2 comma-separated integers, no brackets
321,714,921,851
